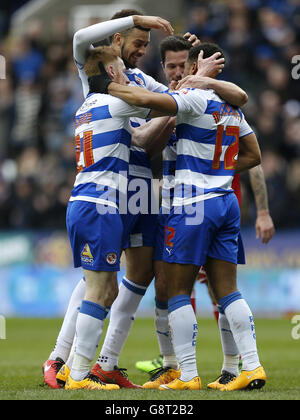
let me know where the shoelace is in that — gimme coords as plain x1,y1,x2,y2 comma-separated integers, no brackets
86,373,106,385
52,358,65,373
152,356,163,368
115,367,129,378
148,366,172,381
216,371,236,385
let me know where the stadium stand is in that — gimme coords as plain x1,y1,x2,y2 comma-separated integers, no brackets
0,0,299,230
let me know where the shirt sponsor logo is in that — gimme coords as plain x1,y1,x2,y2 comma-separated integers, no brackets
81,244,94,265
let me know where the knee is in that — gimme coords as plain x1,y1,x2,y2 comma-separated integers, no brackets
126,265,154,287
125,247,154,287
104,282,119,308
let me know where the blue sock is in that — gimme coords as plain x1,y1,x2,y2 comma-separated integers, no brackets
168,294,191,314
219,291,243,312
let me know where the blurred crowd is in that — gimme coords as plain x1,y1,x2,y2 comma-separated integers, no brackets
0,0,299,230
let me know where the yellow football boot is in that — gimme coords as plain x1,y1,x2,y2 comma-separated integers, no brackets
207,371,236,390
219,366,266,391
142,367,181,389
65,373,120,390
159,376,202,391
56,363,70,388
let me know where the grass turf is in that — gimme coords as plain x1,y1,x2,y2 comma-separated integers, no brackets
0,317,299,401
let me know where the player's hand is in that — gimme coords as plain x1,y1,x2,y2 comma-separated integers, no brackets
197,50,225,78
183,32,201,46
175,75,210,90
255,211,275,244
169,80,178,91
133,15,174,35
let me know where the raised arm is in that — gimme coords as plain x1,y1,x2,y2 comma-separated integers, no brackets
74,15,173,97
73,17,135,65
249,165,275,244
73,15,174,66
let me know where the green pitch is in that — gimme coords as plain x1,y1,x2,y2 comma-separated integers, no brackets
0,317,299,401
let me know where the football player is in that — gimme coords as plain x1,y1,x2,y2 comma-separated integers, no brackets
95,42,266,391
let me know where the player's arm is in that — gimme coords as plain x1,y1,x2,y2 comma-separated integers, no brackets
107,83,178,117
98,72,205,117
73,15,173,66
177,76,248,108
73,16,134,65
132,117,177,157
203,79,248,107
236,132,261,173
249,165,275,244
73,17,136,97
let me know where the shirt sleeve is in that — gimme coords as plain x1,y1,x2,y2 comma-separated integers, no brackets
239,113,254,138
142,71,169,93
77,67,90,99
109,97,151,120
169,88,208,117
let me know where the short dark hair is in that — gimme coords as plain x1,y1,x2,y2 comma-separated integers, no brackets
188,42,225,63
160,35,192,64
111,9,150,33
111,9,142,20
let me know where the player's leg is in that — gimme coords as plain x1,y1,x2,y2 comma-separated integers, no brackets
43,277,86,388
58,273,118,383
50,278,86,362
207,233,246,389
159,195,245,391
205,260,240,389
66,269,119,390
197,268,240,388
135,260,168,374
154,260,179,369
205,278,219,322
63,200,121,391
95,180,157,379
205,195,265,391
95,245,153,374
142,259,181,389
152,213,178,372
158,201,218,391
207,274,240,388
92,185,157,388
158,261,202,390
135,210,180,385
205,257,266,390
